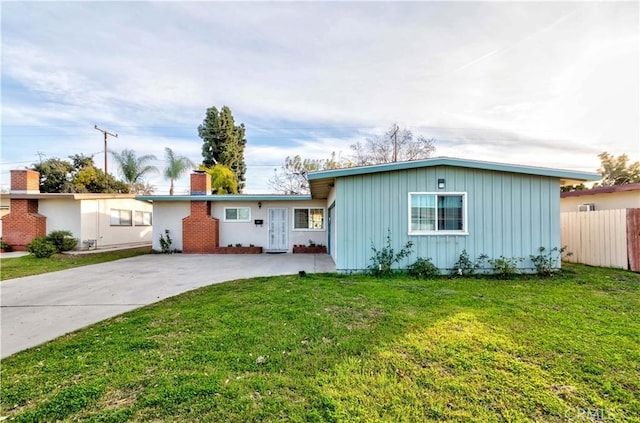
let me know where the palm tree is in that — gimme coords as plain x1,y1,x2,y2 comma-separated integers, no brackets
110,149,158,192
164,147,195,195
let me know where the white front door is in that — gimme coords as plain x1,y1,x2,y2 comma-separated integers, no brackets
268,208,288,250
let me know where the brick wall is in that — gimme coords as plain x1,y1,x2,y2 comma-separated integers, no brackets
10,169,40,193
190,172,211,195
182,201,220,253
2,199,47,251
181,172,220,253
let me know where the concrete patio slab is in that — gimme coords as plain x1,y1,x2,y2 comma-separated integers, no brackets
0,253,335,358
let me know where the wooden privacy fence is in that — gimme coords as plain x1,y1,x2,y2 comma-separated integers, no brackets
561,208,640,271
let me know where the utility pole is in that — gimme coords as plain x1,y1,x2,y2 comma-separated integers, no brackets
36,151,46,163
391,123,399,162
94,125,118,175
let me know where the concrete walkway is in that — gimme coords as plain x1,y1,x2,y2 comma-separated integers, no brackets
0,251,30,258
0,254,335,358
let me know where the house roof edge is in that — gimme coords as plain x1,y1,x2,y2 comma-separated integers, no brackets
307,156,600,182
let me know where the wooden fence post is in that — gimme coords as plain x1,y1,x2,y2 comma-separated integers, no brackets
627,208,640,272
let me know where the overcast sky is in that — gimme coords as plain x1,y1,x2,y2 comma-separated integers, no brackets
2,1,638,194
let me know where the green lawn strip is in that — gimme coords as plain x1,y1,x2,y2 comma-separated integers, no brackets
1,265,638,422
0,247,151,281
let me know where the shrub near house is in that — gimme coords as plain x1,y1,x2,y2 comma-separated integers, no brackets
27,230,78,258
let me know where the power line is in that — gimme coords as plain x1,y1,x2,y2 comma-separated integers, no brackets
0,151,104,166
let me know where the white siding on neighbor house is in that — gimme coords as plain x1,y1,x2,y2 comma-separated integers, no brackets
39,200,82,239
79,199,153,249
211,200,327,250
151,202,190,251
560,190,640,212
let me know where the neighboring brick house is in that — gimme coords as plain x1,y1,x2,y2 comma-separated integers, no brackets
1,169,154,251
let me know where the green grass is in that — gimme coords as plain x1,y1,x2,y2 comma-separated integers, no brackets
1,264,638,422
0,247,151,281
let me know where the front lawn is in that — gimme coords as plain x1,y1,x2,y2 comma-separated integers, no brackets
0,247,151,281
1,264,638,422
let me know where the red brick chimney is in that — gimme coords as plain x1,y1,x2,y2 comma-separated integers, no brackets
2,170,46,250
10,169,40,193
182,171,219,253
190,171,211,195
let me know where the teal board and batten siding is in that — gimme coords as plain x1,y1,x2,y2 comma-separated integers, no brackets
334,166,560,272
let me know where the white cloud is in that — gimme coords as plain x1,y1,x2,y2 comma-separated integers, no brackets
1,1,638,192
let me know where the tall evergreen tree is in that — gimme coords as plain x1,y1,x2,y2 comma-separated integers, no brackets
198,106,247,192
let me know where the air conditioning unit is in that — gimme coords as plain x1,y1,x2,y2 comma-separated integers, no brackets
578,203,595,212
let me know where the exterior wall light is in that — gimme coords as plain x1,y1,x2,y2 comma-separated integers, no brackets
437,178,446,189
258,201,262,209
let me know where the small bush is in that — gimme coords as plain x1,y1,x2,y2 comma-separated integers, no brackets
488,256,523,278
159,230,173,254
530,246,570,277
47,230,78,252
452,250,488,276
27,237,57,258
367,229,413,277
408,257,439,279
0,238,12,252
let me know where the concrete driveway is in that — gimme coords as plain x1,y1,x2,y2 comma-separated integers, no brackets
0,253,335,358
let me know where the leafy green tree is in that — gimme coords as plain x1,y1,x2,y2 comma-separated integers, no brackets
33,155,129,193
350,123,436,166
71,164,129,193
69,154,95,170
200,164,238,194
268,152,348,195
110,149,158,192
164,147,195,195
198,106,247,192
596,152,640,186
69,154,129,193
33,158,74,193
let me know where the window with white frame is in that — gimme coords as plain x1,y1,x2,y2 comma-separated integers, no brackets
110,209,132,226
224,207,251,222
293,208,325,230
134,211,152,226
409,193,466,234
